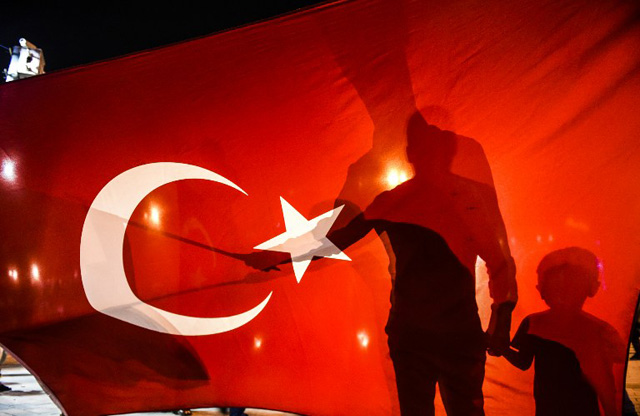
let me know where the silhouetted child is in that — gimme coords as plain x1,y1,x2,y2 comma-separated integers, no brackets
504,247,624,416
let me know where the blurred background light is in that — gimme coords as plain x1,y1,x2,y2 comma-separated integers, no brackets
357,330,369,348
1,158,16,182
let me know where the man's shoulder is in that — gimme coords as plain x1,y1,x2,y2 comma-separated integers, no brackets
365,181,413,214
450,133,495,187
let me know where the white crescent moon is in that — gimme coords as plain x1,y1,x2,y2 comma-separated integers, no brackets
80,162,272,336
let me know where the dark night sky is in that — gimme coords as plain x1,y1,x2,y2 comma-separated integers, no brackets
0,2,324,76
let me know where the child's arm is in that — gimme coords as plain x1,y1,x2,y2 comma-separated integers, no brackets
503,317,534,370
503,346,533,370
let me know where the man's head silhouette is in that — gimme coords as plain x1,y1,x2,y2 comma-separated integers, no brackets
406,111,457,178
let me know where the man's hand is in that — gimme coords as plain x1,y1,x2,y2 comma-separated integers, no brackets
486,302,515,357
242,251,289,272
487,326,510,357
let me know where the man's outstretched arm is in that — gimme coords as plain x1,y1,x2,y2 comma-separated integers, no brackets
244,210,374,272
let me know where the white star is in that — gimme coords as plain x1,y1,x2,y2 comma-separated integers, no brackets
254,197,351,283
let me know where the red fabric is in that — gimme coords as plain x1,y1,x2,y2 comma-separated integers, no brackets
0,0,639,415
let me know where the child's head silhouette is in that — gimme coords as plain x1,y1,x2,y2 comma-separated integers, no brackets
536,247,600,311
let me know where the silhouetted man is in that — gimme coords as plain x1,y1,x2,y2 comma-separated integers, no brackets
328,112,517,416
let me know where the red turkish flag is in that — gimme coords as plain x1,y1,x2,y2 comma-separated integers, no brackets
0,0,638,415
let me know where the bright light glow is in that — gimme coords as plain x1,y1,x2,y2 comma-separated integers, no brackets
385,168,410,189
548,234,554,242
536,235,542,243
8,268,18,281
357,331,369,348
31,264,40,281
254,336,262,349
1,159,16,182
149,205,161,227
